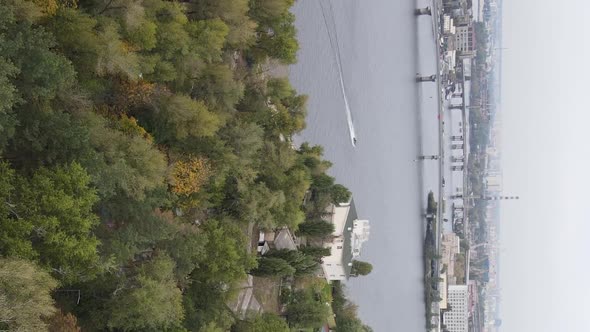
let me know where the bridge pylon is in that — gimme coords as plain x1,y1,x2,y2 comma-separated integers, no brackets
451,156,465,163
415,7,432,16
415,155,439,161
416,74,436,82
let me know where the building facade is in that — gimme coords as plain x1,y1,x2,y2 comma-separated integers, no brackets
455,24,475,55
441,233,461,285
320,199,370,281
443,285,469,332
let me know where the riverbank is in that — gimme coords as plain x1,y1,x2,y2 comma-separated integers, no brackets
289,0,443,329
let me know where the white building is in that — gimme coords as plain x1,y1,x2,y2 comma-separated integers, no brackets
443,15,456,35
443,285,469,332
320,199,370,281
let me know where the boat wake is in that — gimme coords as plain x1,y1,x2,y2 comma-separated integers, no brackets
339,74,356,146
319,0,356,147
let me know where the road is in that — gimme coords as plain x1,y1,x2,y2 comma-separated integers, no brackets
430,0,445,330
429,1,473,329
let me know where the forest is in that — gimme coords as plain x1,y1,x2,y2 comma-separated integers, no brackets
0,0,371,331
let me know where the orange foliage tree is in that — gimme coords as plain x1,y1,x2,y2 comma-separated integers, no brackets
46,310,81,332
117,114,153,142
170,157,212,196
116,79,158,109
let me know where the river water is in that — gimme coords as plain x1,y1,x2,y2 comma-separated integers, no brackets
290,0,439,330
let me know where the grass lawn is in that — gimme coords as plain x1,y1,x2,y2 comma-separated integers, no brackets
252,276,281,314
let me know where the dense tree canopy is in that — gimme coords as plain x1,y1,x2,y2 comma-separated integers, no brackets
0,162,100,282
296,220,335,237
0,0,363,330
0,258,58,331
285,290,330,328
233,313,290,332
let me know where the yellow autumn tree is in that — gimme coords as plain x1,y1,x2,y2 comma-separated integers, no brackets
32,0,78,16
116,79,157,108
118,114,153,142
170,157,212,196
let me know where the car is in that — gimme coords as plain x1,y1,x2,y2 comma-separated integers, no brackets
442,178,446,187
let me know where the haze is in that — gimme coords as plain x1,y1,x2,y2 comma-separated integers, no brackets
501,0,590,331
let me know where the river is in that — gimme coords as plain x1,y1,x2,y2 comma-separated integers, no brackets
290,0,440,330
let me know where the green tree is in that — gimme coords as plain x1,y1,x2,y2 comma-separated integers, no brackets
191,63,245,112
330,184,352,204
0,162,34,258
10,163,100,282
238,183,285,230
331,281,372,332
219,120,264,163
296,220,335,237
188,18,230,63
5,106,95,170
254,12,299,64
311,173,335,192
0,258,58,331
285,290,329,328
82,111,167,200
299,246,331,260
49,9,139,80
251,257,295,277
197,219,257,284
351,260,373,277
199,321,224,332
266,250,319,276
184,0,256,48
182,280,236,331
0,58,19,114
0,2,75,102
153,95,221,142
233,313,289,332
107,255,184,331
249,0,294,24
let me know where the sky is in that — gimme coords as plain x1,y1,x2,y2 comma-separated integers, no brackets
500,0,590,331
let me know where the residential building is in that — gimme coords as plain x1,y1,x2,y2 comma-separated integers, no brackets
440,273,449,310
485,174,502,193
443,15,456,35
320,199,370,281
455,23,475,57
441,233,461,285
273,228,298,251
443,285,469,332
